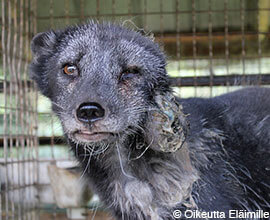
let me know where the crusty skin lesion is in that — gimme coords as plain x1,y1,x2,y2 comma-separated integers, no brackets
146,92,189,153
30,21,270,220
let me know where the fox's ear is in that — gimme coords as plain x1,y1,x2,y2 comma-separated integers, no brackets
29,30,60,98
145,92,189,153
31,31,59,59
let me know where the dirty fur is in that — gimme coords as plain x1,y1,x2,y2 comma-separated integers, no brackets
30,21,270,220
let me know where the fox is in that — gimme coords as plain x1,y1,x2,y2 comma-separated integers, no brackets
30,21,270,220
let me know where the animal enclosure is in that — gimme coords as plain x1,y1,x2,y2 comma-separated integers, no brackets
1,0,270,219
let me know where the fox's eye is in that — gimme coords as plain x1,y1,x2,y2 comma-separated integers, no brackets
120,67,140,82
63,64,78,76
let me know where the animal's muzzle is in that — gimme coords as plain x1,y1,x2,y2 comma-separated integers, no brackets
76,102,105,123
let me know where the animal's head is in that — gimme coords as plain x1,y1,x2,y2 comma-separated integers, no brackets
30,21,171,146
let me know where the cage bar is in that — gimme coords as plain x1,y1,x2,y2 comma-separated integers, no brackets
1,1,270,219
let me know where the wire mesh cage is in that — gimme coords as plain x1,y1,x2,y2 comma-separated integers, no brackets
1,0,270,219
1,0,40,219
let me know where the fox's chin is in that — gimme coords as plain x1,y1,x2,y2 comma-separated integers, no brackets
69,130,116,144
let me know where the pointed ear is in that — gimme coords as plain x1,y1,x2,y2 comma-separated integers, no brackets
31,31,59,59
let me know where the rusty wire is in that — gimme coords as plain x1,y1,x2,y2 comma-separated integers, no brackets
1,0,270,219
1,0,38,219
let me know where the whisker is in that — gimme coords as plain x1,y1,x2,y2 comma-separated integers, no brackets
82,145,88,162
76,142,79,158
50,101,65,110
80,147,93,180
116,142,135,179
91,204,99,220
128,138,154,161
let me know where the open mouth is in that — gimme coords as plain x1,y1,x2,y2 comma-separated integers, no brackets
73,130,114,142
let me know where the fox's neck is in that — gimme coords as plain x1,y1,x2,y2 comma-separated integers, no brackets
69,133,198,219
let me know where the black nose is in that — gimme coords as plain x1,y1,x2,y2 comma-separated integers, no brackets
76,102,105,123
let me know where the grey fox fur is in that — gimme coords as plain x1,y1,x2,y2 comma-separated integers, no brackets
30,21,270,220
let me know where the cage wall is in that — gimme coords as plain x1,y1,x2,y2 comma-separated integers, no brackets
1,0,270,219
35,0,270,175
0,0,40,219
35,0,270,97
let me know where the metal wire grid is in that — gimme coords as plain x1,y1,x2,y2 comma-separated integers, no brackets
1,0,39,219
0,0,270,219
35,0,270,91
